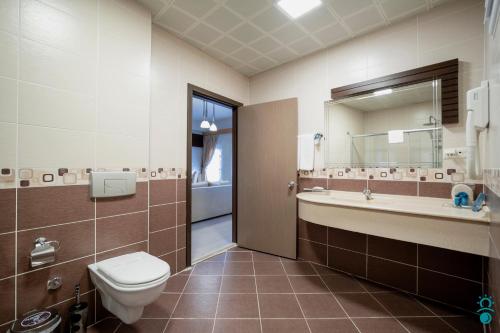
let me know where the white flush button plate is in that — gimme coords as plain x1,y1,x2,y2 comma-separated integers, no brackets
90,171,136,198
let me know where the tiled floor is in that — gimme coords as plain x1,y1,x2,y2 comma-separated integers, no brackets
191,214,232,262
88,247,484,333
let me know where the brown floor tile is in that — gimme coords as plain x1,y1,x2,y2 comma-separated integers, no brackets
353,318,407,333
226,251,253,261
142,293,180,318
213,319,261,333
256,276,293,293
307,319,358,333
289,276,329,293
283,261,316,275
399,317,457,333
416,299,468,316
441,316,485,333
261,319,309,333
223,262,254,275
87,318,121,333
297,294,346,319
335,293,390,318
357,279,390,293
254,262,286,275
253,251,282,261
321,275,365,293
221,276,256,293
193,262,224,275
172,293,218,318
116,319,168,333
228,246,253,252
217,294,259,318
164,274,189,292
372,293,433,317
205,253,227,262
184,275,222,293
259,294,303,318
164,319,214,333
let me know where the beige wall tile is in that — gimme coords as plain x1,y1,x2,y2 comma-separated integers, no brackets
0,77,17,123
0,31,18,79
95,133,147,168
0,0,19,35
0,122,17,169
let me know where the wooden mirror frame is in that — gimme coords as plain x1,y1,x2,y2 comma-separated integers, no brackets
330,59,459,124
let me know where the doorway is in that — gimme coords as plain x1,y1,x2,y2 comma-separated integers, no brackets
186,85,242,265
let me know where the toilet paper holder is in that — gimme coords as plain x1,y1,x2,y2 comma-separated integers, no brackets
30,237,60,268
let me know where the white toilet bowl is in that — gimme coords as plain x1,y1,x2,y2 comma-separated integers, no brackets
88,251,170,324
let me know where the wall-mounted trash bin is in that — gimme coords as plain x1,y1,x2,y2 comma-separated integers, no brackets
8,309,61,333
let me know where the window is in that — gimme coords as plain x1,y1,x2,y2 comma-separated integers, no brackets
206,148,222,182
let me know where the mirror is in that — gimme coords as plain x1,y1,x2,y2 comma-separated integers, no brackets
325,80,442,168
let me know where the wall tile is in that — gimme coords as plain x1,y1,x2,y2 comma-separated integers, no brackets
18,185,94,230
367,256,416,293
177,178,186,201
298,219,327,244
368,180,418,196
96,211,148,252
0,77,17,123
150,179,176,205
418,182,453,198
0,188,16,233
328,227,366,253
177,248,187,272
368,235,417,265
0,0,19,35
418,244,483,282
177,201,186,226
149,203,176,232
328,179,366,192
0,233,15,279
298,178,327,192
177,225,186,249
328,246,366,277
149,227,176,256
96,240,148,262
0,122,17,169
94,133,148,169
17,256,93,314
160,251,177,275
418,268,482,311
96,181,148,218
17,219,94,273
298,239,327,266
0,278,15,325
0,31,18,79
52,290,95,331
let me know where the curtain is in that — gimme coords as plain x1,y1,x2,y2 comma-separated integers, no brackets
201,134,218,181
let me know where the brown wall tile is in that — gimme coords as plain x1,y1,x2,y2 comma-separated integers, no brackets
96,241,148,262
150,179,176,205
18,185,94,230
0,188,16,233
328,227,366,253
298,178,327,193
177,201,186,226
149,228,176,256
418,182,452,198
0,233,15,279
418,245,483,282
418,268,482,311
0,278,15,325
367,256,416,293
298,239,327,266
149,203,176,232
328,246,366,278
298,220,327,244
17,220,94,273
368,180,417,196
177,179,186,201
160,252,177,275
177,225,186,249
368,235,417,265
17,256,93,314
328,179,366,192
96,212,148,252
177,248,187,272
96,182,148,218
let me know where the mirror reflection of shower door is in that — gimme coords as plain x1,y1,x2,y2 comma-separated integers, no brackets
237,98,298,259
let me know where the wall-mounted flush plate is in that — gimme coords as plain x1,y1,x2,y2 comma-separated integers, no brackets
90,171,136,198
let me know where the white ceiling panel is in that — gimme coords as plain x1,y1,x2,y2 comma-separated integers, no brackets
141,0,455,77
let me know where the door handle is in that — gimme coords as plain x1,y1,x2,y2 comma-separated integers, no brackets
288,181,296,190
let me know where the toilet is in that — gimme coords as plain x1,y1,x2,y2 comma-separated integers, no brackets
88,251,170,324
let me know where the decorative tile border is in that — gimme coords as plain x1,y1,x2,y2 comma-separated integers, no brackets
149,167,186,180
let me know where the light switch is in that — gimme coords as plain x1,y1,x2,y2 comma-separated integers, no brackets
90,172,136,198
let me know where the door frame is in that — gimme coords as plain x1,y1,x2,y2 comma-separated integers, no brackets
186,84,243,266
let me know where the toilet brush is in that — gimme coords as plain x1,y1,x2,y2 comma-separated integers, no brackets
69,284,88,333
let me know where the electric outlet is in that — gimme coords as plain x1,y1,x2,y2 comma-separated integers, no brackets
444,147,467,160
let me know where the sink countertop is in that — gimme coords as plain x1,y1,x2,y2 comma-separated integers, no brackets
297,190,490,223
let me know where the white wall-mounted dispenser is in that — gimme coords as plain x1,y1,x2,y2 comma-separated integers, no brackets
466,80,490,179
90,171,136,198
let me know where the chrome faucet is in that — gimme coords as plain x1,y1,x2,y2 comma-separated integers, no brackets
363,187,373,200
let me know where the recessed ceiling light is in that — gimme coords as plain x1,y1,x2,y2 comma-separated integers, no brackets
373,88,393,96
277,0,322,19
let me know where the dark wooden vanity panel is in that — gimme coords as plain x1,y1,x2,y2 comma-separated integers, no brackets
331,59,459,124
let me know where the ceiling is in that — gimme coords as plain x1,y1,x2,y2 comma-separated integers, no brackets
339,81,434,112
138,0,451,77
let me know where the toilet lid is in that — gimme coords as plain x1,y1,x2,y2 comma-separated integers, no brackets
96,251,170,285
